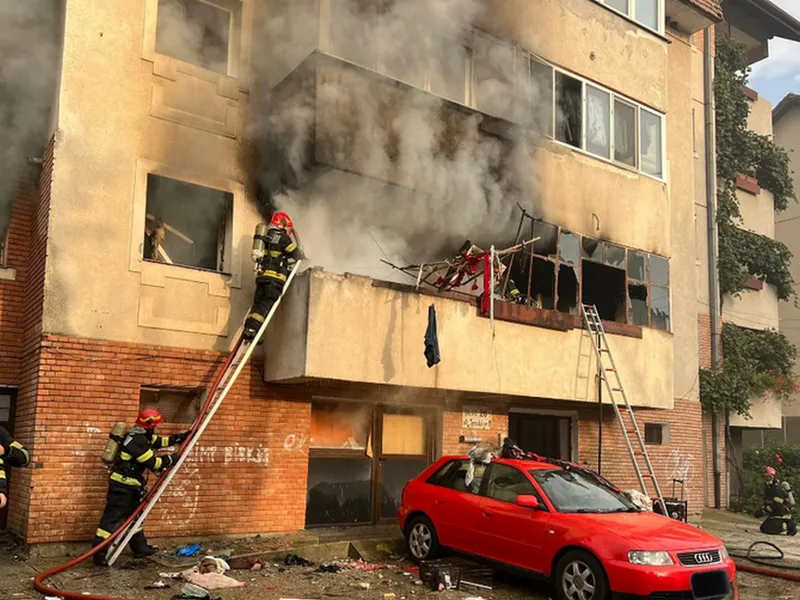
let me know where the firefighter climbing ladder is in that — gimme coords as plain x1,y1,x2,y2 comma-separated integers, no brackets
581,304,668,515
104,261,304,566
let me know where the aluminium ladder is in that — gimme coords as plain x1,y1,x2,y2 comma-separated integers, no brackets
581,304,667,515
105,260,303,566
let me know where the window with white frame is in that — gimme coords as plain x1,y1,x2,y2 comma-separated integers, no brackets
155,0,238,75
595,0,664,35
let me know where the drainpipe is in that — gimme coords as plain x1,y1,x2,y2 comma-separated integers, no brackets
704,26,722,509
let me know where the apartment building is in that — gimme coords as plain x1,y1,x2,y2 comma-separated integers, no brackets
0,0,736,543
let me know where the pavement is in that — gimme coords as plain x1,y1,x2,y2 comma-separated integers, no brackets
3,510,800,599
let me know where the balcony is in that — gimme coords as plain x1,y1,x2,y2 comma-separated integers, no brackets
264,269,674,409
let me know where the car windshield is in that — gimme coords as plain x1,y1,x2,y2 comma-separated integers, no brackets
530,469,638,513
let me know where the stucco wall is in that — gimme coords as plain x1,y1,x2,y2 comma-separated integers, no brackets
265,270,675,409
730,393,782,429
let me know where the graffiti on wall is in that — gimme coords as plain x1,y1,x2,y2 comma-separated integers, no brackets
667,448,693,495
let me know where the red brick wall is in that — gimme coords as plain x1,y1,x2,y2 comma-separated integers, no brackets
697,312,727,508
441,403,508,456
698,313,712,370
23,334,312,543
577,400,706,516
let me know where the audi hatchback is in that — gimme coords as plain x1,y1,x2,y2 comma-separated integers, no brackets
398,456,735,600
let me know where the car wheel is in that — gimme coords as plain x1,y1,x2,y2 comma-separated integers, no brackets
554,549,609,600
406,515,440,562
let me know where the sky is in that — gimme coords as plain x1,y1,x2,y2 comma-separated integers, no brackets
749,0,800,105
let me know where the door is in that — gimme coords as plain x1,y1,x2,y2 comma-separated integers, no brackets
477,463,550,573
0,390,16,530
427,459,488,554
375,407,434,522
509,413,571,459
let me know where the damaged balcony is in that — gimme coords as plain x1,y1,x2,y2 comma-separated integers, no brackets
264,269,674,409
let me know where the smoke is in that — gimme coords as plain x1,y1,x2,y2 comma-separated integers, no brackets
155,0,231,76
249,0,544,282
0,0,61,239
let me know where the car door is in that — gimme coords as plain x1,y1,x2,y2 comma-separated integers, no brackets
427,459,487,555
476,463,550,573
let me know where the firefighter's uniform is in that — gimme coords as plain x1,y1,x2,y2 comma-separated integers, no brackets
494,277,525,304
92,427,185,564
243,225,303,341
0,426,31,498
759,478,797,535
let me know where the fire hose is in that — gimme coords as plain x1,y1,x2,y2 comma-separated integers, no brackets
33,338,245,600
730,541,800,583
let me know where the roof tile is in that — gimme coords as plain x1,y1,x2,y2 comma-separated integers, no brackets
684,0,723,21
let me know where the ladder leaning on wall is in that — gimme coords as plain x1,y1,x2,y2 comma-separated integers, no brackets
103,260,304,567
581,303,667,515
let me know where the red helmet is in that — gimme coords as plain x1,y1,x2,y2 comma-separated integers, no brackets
270,212,293,230
136,408,163,430
764,466,777,477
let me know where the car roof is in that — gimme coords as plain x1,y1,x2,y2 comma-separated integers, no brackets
444,455,558,470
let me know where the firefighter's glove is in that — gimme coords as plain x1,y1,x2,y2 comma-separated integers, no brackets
173,431,191,445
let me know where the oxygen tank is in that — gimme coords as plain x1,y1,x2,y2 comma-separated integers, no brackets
251,223,269,267
102,422,128,465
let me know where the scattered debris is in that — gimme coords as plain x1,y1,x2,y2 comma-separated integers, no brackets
181,567,245,590
228,556,267,570
384,594,397,599
198,556,230,574
462,580,493,591
144,581,170,590
175,544,202,557
160,571,183,579
176,582,211,599
284,553,313,567
316,563,342,573
358,582,371,590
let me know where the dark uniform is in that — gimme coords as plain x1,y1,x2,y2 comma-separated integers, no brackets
494,277,525,304
0,426,31,498
243,226,303,341
92,427,185,564
759,478,797,535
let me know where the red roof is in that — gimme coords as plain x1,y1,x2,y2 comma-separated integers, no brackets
685,0,723,20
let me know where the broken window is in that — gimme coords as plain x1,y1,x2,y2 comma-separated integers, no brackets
143,174,233,273
472,32,514,119
586,85,610,159
614,100,637,167
582,260,626,322
628,282,649,326
640,108,663,178
530,59,554,136
557,264,579,314
139,387,203,425
556,72,582,148
628,251,648,282
559,230,580,265
530,257,556,310
581,237,603,262
156,0,233,75
605,244,626,269
650,285,670,331
650,255,669,286
533,220,558,258
310,403,372,450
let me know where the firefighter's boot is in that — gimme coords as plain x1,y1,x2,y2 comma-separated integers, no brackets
130,531,158,559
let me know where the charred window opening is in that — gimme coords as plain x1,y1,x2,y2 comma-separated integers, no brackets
533,220,558,258
582,260,626,322
155,0,233,75
530,258,556,310
628,283,649,326
628,251,648,282
557,264,579,314
559,231,580,265
139,387,203,425
556,73,582,148
581,237,602,262
143,174,233,274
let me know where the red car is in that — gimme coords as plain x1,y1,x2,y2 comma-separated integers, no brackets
398,456,736,600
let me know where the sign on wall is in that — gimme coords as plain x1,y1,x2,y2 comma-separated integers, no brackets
462,405,492,430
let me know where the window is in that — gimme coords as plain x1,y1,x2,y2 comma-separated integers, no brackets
640,109,663,178
626,251,670,330
614,100,637,167
644,423,669,445
155,0,234,75
583,260,627,322
472,32,514,119
310,403,371,450
530,59,554,136
0,227,7,268
430,42,471,104
435,460,486,495
595,0,664,35
143,174,233,273
531,469,637,513
586,86,611,159
485,464,540,505
139,387,203,425
427,460,459,486
556,72,582,148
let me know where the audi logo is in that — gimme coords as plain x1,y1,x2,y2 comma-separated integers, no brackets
694,552,715,564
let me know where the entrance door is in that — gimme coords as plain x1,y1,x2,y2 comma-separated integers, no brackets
375,407,434,522
0,390,16,530
509,413,571,459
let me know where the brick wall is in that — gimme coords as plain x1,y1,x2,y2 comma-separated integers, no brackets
441,403,508,456
577,400,706,516
23,334,312,543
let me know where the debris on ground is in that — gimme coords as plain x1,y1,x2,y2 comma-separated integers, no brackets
198,556,230,574
176,582,212,599
228,556,267,571
144,580,170,589
175,544,202,558
181,567,245,590
283,553,313,567
316,563,342,573
160,571,183,579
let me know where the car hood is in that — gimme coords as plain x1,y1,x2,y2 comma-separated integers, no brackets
573,512,723,551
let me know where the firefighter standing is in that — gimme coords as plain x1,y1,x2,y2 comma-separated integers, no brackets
0,425,31,509
243,211,304,342
92,409,188,565
757,466,797,536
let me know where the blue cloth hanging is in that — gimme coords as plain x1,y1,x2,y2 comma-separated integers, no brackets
424,304,441,368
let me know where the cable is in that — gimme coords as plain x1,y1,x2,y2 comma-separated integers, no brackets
33,337,244,600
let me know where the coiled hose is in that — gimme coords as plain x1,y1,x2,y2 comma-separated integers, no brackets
32,338,244,600
730,541,800,582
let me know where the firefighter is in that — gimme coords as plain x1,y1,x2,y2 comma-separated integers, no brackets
243,211,304,342
92,409,189,566
0,425,31,509
494,263,525,304
757,466,797,536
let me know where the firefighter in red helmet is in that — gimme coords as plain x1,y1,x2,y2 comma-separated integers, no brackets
756,465,797,535
244,211,304,342
0,425,31,509
92,409,189,566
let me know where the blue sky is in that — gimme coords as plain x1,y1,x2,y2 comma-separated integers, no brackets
749,0,800,105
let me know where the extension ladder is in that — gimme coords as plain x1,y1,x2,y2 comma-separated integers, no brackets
105,260,303,566
581,304,667,515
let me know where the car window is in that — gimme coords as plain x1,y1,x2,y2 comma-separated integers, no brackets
427,460,458,486
485,463,540,504
531,468,637,513
431,460,486,495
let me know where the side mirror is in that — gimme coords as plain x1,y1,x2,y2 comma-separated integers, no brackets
516,495,541,509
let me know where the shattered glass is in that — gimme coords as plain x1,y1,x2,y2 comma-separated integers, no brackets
604,245,626,268
650,286,671,331
557,265,579,314
559,231,580,265
581,238,603,262
628,251,648,282
628,283,649,326
533,221,559,257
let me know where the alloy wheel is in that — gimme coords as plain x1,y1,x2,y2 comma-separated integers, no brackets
408,522,432,559
561,559,597,600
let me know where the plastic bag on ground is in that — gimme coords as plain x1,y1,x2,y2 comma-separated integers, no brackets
181,568,245,590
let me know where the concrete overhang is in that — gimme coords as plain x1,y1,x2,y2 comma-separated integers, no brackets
721,0,800,64
264,269,675,409
730,393,783,429
666,0,722,35
773,93,800,125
